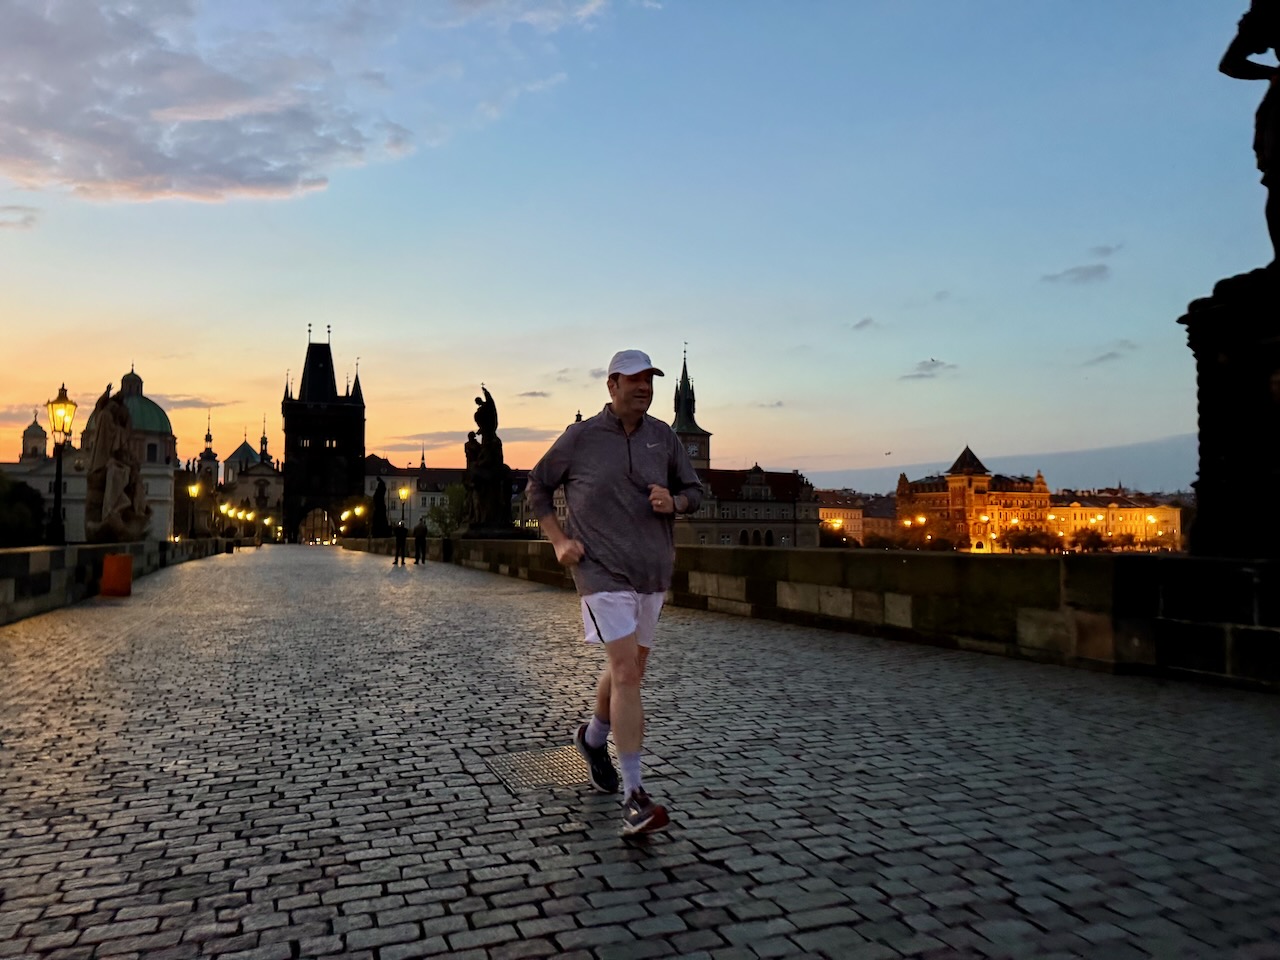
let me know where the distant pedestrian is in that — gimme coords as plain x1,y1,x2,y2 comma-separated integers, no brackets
412,518,428,564
393,521,408,566
526,348,703,836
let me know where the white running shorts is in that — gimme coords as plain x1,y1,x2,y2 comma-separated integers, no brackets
581,591,665,647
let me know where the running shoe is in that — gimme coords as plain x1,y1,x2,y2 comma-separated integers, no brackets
574,723,619,794
621,789,669,836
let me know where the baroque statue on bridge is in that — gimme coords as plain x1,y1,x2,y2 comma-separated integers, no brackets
463,384,514,535
83,384,151,542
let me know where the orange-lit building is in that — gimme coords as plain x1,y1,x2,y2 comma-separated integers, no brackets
895,447,1181,552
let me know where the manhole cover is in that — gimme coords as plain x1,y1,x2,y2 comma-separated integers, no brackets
486,744,607,793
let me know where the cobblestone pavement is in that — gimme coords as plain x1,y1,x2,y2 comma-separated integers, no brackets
2,547,1280,960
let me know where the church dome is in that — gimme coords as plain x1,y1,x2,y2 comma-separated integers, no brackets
85,370,174,437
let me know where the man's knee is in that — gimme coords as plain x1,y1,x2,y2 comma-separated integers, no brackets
607,636,644,688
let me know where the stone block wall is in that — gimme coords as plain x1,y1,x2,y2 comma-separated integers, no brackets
359,538,1279,691
0,539,230,626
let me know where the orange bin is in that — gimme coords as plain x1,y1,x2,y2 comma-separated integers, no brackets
101,554,133,597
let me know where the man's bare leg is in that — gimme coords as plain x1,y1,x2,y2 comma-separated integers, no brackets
593,645,649,727
604,634,644,755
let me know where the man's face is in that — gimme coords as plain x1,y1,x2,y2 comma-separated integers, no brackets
608,371,654,417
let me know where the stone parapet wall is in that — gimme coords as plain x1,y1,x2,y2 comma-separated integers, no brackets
347,538,1279,691
0,539,231,626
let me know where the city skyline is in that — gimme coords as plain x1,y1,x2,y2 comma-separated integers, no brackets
0,1,1255,484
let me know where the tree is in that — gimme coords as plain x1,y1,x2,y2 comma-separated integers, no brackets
427,483,468,537
1071,528,1106,552
0,472,46,547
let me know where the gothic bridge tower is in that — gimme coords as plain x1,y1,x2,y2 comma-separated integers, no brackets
281,329,365,542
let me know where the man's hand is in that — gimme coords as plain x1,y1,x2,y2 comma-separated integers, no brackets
648,484,677,514
553,537,585,566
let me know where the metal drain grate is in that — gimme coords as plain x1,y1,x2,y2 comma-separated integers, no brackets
486,744,605,793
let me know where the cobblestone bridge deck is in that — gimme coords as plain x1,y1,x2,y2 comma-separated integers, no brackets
2,546,1279,960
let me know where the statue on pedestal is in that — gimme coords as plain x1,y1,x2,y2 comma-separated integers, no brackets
83,384,151,542
1210,2,1280,299
463,384,514,535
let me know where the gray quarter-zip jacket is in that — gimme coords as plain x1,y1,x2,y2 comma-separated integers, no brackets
526,404,704,596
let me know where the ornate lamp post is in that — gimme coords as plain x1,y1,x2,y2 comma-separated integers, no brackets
187,481,200,538
398,484,409,523
45,384,77,545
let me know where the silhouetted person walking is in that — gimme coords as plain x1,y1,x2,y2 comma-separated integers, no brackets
393,521,408,566
412,518,428,564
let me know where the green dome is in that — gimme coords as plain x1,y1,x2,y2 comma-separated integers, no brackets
84,371,174,437
121,394,173,435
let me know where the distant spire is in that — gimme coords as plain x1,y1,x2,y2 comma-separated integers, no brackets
672,348,705,434
307,323,311,342
327,324,331,343
420,444,426,469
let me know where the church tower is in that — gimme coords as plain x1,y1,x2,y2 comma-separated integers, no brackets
281,327,366,542
671,348,711,471
197,413,219,489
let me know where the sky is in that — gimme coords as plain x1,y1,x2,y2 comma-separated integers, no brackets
0,0,1265,488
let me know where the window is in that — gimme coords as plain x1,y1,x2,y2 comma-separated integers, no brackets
781,535,790,546
739,530,748,545
765,530,775,547
720,507,730,519
146,442,158,463
720,534,732,545
698,534,707,545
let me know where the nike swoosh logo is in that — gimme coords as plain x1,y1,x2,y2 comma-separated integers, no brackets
646,443,660,449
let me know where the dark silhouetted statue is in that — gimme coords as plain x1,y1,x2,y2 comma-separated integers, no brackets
1220,0,1280,273
463,385,515,535
1176,1,1280,559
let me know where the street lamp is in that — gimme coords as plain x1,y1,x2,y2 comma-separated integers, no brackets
45,384,77,545
187,481,200,538
398,484,409,523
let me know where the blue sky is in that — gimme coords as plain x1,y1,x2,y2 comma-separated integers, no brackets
0,1,1262,486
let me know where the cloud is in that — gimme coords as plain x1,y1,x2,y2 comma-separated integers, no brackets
933,290,950,302
519,390,551,398
849,317,877,331
589,367,607,379
391,425,562,451
0,1,604,202
477,72,566,122
1083,339,1139,367
1042,264,1110,284
0,205,38,229
0,403,43,427
150,394,237,410
1090,242,1124,258
756,401,783,408
899,359,957,381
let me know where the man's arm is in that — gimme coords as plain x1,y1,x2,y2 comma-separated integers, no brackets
526,428,584,565
647,434,703,515
1221,16,1279,79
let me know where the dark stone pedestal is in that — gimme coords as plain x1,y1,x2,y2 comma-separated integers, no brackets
1179,270,1280,559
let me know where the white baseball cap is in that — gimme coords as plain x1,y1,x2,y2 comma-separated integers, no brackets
607,349,665,377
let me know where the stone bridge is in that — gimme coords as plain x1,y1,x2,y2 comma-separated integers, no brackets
1,547,1278,959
